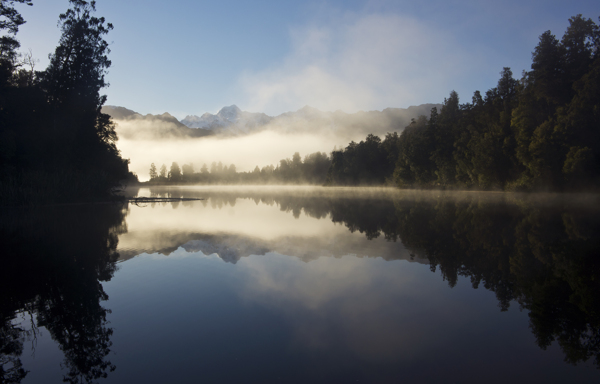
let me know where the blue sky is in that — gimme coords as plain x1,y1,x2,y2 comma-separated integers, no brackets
14,0,600,118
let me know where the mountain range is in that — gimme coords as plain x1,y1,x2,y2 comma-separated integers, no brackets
102,103,441,141
101,106,213,139
181,105,272,133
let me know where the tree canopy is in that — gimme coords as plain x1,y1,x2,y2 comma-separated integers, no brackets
333,15,600,191
0,0,135,205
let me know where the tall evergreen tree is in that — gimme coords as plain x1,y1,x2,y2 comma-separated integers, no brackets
0,0,32,85
41,0,127,183
1,0,135,205
430,92,460,185
169,162,181,182
149,163,157,180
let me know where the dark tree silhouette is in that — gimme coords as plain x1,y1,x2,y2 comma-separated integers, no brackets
388,15,600,191
0,0,33,85
0,0,135,205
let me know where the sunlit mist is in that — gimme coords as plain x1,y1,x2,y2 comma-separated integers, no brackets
117,131,343,181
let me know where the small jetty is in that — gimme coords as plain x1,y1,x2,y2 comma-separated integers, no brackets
128,196,204,205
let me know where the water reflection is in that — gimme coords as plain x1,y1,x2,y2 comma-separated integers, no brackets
390,193,600,368
1,187,599,382
0,205,127,383
123,187,600,369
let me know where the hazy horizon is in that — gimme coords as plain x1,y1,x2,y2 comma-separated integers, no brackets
108,102,438,181
104,102,440,121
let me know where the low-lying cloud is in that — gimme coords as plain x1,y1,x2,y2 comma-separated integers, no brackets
111,12,469,180
111,102,439,181
117,130,343,181
239,13,472,115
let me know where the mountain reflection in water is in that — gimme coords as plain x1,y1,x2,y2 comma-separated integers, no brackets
1,186,599,383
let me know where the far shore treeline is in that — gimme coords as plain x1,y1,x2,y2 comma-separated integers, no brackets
148,15,600,192
147,151,333,185
0,0,136,206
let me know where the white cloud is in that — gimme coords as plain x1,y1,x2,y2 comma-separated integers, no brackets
239,13,473,115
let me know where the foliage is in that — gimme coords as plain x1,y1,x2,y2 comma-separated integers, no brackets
147,151,331,185
0,0,135,205
330,15,600,191
0,0,32,85
326,133,399,185
169,161,181,182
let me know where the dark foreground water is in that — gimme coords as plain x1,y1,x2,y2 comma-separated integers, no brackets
1,186,599,383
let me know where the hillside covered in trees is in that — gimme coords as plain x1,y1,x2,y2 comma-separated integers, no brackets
0,0,135,205
330,15,600,191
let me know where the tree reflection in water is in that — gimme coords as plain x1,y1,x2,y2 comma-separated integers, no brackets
0,204,127,383
323,193,600,368
1,189,599,382
148,188,600,369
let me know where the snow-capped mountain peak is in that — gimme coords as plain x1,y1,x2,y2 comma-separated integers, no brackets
180,105,271,133
216,105,242,122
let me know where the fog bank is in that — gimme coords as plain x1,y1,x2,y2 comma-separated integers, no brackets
118,130,344,181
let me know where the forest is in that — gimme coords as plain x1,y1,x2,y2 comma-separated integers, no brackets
146,151,332,185
0,0,135,206
325,15,600,191
151,15,600,191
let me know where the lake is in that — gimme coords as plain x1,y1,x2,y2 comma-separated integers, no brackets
1,186,599,383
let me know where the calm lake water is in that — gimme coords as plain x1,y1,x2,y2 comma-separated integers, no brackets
2,186,599,383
